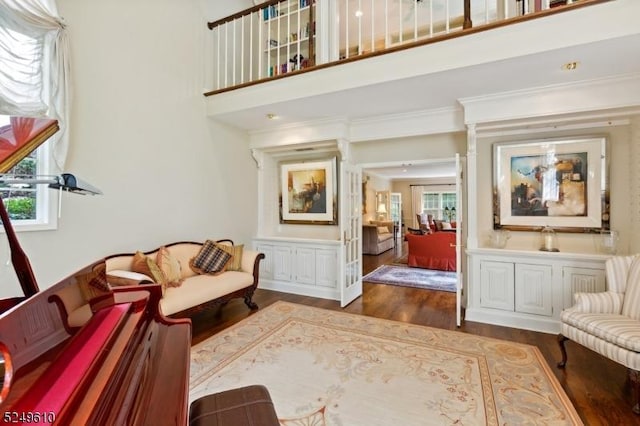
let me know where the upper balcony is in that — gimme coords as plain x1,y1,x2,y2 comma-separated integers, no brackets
203,0,640,133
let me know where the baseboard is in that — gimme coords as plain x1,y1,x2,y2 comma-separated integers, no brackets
465,308,560,334
258,279,339,301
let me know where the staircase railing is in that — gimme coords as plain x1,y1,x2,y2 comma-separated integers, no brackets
205,0,608,95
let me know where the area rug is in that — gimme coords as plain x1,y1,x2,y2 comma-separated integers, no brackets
190,302,583,425
363,264,457,292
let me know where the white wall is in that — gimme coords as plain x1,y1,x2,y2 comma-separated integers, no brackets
0,0,257,297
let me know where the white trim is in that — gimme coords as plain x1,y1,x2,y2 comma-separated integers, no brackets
460,73,640,125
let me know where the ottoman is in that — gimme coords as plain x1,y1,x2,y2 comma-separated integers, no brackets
189,385,280,426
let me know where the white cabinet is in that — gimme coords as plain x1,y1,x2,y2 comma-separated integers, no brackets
515,264,552,316
254,238,339,300
562,266,606,309
468,248,609,334
294,247,316,284
480,261,514,311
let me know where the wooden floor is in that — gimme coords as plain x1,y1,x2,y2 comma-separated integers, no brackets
191,243,640,425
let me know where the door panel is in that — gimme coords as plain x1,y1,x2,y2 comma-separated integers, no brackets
339,162,362,307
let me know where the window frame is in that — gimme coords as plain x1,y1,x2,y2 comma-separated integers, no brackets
422,191,457,222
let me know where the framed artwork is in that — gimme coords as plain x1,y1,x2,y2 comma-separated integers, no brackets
280,158,337,225
493,136,608,232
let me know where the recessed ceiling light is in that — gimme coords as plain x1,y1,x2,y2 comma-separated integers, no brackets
562,61,579,71
266,113,278,120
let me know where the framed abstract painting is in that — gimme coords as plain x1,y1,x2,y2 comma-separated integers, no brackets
493,136,608,232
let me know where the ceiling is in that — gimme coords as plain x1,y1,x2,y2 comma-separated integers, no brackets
211,33,640,131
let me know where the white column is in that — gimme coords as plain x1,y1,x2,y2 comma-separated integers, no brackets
466,123,478,250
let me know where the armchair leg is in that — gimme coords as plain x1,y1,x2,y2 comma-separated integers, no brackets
629,369,640,415
557,334,569,368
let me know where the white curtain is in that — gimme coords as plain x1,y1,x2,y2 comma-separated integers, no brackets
0,0,70,171
411,185,424,228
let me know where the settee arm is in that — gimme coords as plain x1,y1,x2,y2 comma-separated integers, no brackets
569,291,625,314
48,284,87,334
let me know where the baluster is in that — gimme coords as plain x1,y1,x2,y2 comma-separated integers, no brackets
215,26,221,90
414,0,418,41
370,0,375,52
233,19,237,86
385,0,389,48
345,0,350,58
224,24,228,88
398,0,403,43
429,0,434,37
249,12,253,82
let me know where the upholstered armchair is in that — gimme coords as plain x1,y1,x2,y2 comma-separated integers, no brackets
557,254,640,414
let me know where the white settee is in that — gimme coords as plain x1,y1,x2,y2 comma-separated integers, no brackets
48,240,265,333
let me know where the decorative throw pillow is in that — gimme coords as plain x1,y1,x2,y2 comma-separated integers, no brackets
156,246,184,288
433,220,444,231
376,226,390,235
77,263,111,301
190,240,232,275
215,243,244,272
441,222,452,230
131,251,166,284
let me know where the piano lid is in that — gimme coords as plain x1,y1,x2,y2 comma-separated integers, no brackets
0,117,59,173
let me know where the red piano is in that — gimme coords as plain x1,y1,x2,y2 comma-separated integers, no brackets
0,118,191,425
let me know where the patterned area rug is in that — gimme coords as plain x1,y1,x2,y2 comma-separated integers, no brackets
364,264,457,292
190,302,583,425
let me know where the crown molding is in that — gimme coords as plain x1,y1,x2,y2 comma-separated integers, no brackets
459,73,640,126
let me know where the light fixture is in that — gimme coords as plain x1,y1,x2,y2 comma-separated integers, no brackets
0,174,102,195
562,61,579,71
377,203,387,220
266,113,278,120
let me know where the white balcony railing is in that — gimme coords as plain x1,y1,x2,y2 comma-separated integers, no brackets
206,0,595,94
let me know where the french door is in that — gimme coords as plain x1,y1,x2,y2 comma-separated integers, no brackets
339,162,363,307
455,153,466,327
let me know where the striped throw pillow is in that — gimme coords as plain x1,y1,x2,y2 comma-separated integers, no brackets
215,243,244,272
190,240,232,275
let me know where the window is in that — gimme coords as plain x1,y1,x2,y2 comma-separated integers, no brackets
0,115,56,230
422,191,457,222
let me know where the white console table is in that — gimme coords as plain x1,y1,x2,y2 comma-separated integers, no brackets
254,237,340,301
466,248,611,334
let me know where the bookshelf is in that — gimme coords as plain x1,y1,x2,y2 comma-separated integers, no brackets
263,0,315,77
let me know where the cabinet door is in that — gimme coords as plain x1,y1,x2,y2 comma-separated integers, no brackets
256,244,273,280
294,247,316,285
515,263,552,316
563,267,606,309
273,246,292,281
315,248,337,288
480,261,515,311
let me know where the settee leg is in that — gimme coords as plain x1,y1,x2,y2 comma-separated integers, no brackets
244,290,258,310
630,369,640,415
557,334,569,368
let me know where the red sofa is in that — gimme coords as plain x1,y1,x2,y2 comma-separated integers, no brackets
405,232,456,271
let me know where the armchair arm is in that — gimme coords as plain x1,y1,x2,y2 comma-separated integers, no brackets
570,291,624,314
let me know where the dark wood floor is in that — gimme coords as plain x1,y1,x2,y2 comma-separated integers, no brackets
190,243,640,425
